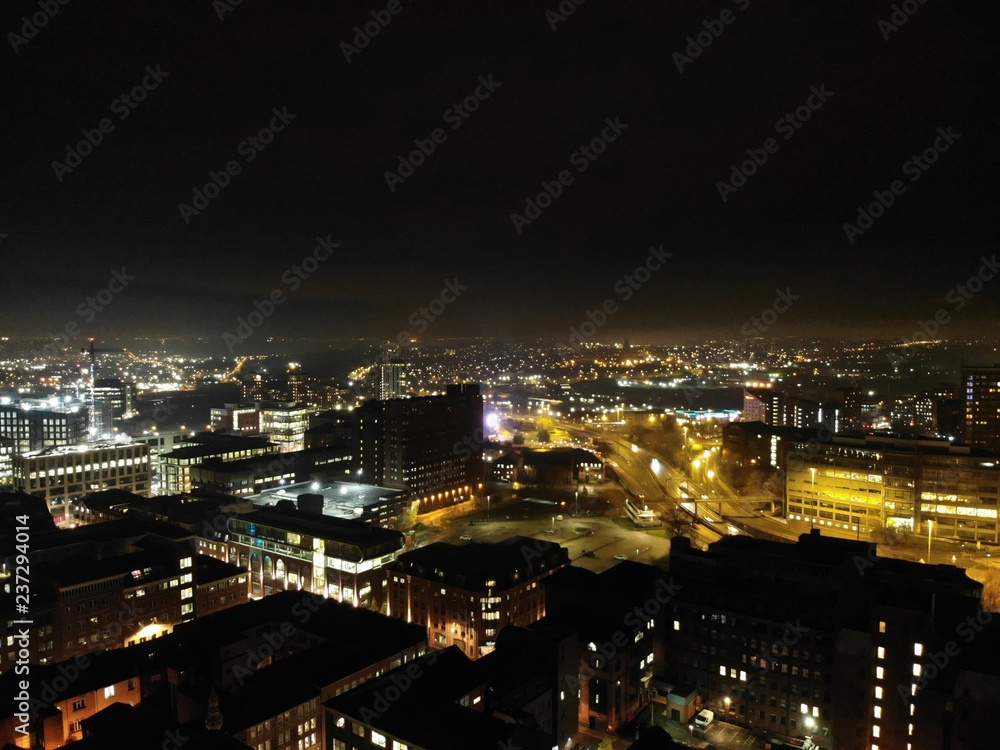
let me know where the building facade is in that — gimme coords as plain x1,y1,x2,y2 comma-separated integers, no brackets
785,434,1000,543
360,383,483,513
962,364,1000,453
13,441,150,526
386,537,569,658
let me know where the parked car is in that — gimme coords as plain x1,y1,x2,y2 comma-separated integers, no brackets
460,535,472,541
613,554,628,561
694,708,715,729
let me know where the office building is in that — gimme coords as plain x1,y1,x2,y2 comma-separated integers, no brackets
259,401,312,452
200,505,404,606
187,445,354,496
158,433,276,494
962,364,1000,452
0,397,88,452
784,434,1000,543
91,377,138,422
13,441,150,526
360,383,483,512
386,536,569,658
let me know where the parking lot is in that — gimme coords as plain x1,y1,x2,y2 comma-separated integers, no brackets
700,719,763,748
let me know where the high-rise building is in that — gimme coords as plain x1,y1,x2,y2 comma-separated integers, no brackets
360,383,483,512
92,377,138,422
259,401,312,452
962,364,1000,452
375,360,407,400
0,398,88,452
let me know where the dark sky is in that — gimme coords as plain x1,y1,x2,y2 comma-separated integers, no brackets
2,1,998,350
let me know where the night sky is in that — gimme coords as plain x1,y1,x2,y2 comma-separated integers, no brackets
2,1,998,348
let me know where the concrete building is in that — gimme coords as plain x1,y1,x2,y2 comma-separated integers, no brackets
785,434,1000,543
386,536,569,659
199,505,404,606
259,402,312,452
158,434,276,494
13,441,150,526
360,383,483,513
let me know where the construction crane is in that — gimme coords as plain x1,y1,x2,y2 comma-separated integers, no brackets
81,338,122,439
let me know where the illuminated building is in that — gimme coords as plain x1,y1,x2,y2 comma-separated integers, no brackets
386,536,568,658
0,397,88,452
360,383,483,512
200,505,404,606
259,401,312,453
375,360,408,400
962,364,1000,453
158,434,275,494
13,441,150,526
91,377,138,422
785,434,1000,543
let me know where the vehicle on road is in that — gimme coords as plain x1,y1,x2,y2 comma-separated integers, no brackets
694,709,714,729
581,530,595,536
613,554,628,561
460,535,472,541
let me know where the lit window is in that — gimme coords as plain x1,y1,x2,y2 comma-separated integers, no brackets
719,666,726,676
879,622,886,633
877,646,885,659
874,706,882,719
912,664,921,677
873,726,880,738
875,687,883,699
104,686,115,699
876,667,884,680
914,643,923,657
371,731,386,748
739,670,747,682
674,620,680,631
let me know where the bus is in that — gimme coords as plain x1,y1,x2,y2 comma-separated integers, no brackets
625,497,660,527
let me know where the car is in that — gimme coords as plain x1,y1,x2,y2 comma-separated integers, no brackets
613,554,628,561
460,535,473,541
582,530,595,537
694,708,715,729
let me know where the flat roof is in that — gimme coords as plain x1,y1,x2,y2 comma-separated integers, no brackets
251,480,406,521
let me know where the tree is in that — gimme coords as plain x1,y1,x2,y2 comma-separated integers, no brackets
662,503,698,540
397,503,418,531
597,739,615,750
537,428,551,443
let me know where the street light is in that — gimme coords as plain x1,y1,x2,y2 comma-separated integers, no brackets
723,696,731,715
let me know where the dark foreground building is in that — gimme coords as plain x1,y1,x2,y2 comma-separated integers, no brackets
663,532,995,750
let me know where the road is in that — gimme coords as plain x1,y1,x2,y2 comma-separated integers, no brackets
542,417,1000,576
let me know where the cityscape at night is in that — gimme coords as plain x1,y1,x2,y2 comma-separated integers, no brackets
2,2,998,750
